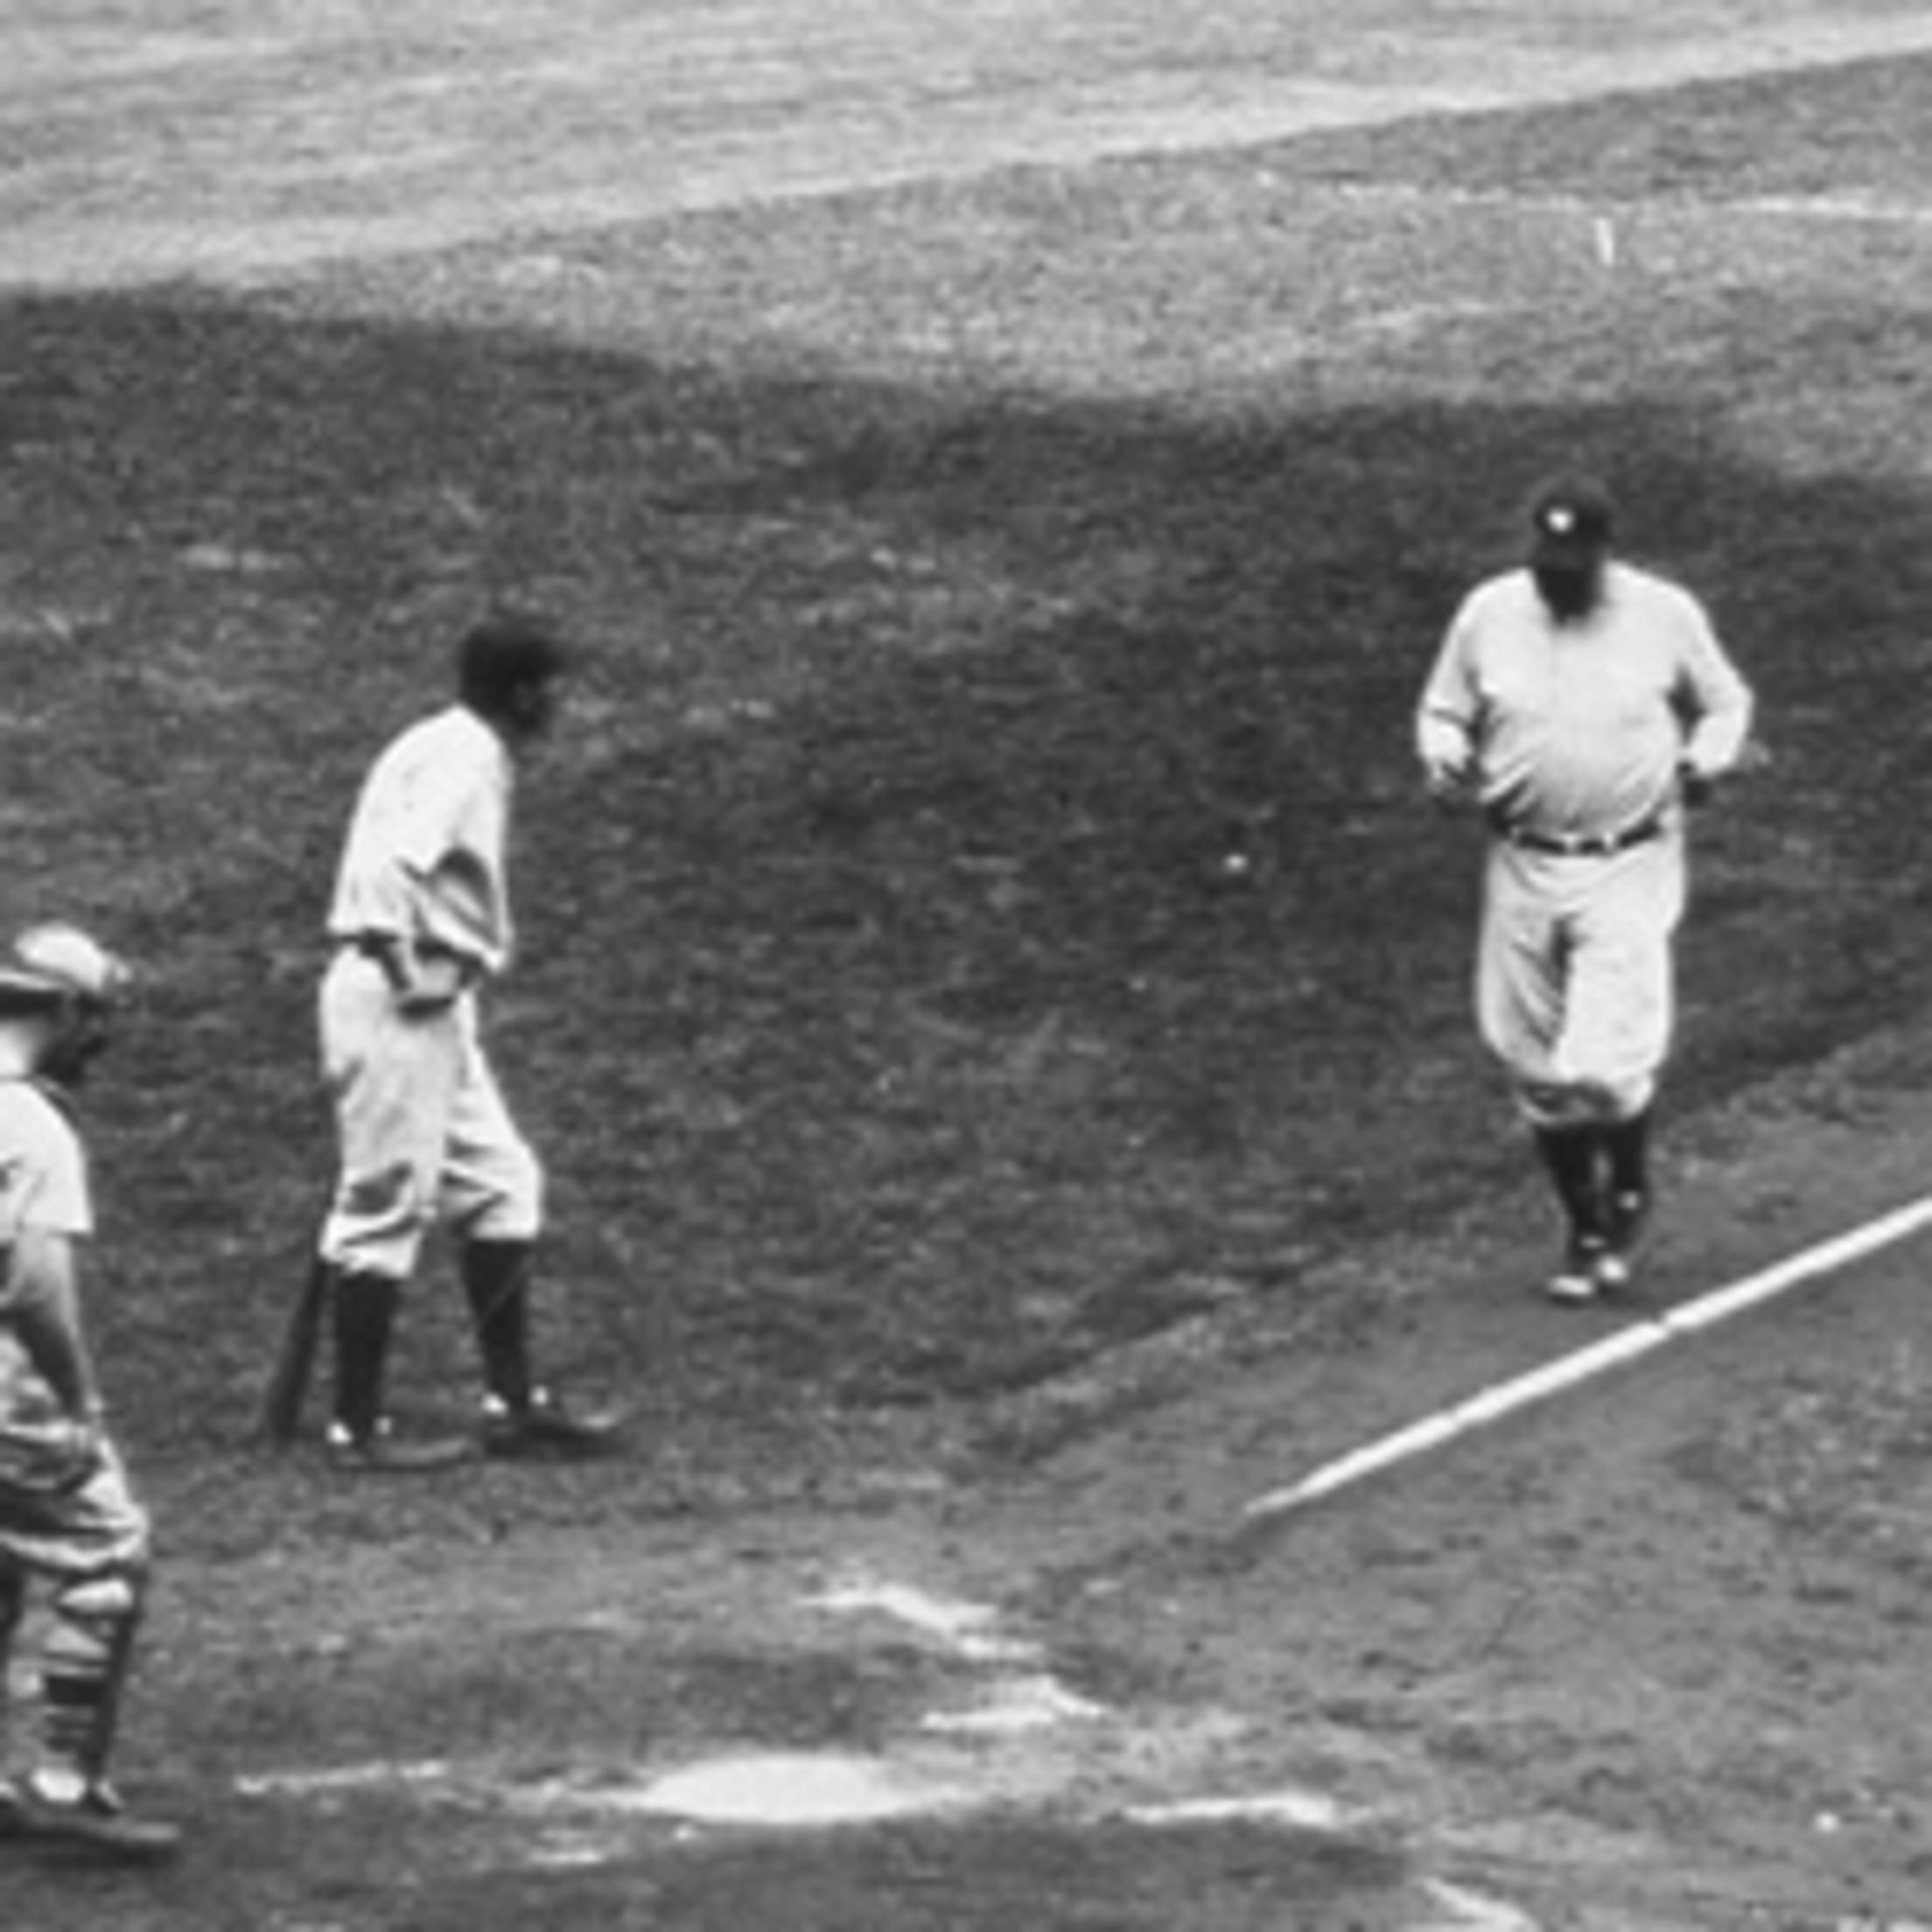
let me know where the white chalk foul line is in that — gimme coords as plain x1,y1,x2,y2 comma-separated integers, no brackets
1242,1193,1932,1524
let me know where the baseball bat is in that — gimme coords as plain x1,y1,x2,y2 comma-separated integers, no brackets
258,1253,331,1448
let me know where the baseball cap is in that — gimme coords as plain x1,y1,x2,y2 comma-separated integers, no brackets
0,923,130,1007
1528,477,1615,561
458,615,570,706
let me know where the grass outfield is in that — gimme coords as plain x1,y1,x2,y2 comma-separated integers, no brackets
4,51,1931,1512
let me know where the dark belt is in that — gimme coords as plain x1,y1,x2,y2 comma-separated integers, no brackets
335,933,472,968
1495,814,1663,858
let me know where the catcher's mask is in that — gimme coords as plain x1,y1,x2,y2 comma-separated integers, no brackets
0,923,132,1083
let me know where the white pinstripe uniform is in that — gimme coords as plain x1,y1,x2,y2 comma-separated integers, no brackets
318,703,542,1279
1418,557,1754,1127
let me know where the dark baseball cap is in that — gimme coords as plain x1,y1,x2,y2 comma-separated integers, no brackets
1528,478,1615,560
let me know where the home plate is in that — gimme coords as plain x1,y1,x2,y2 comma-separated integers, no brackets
621,1751,979,1828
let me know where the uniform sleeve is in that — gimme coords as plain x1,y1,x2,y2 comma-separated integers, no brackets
1416,599,1483,774
333,725,496,948
407,746,511,967
1673,596,1755,778
0,1095,92,1320
390,746,487,884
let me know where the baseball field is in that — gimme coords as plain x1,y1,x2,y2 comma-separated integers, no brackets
7,3,1932,1925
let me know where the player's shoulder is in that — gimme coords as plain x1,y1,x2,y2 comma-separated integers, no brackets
423,704,501,764
374,704,496,780
389,703,474,752
1456,567,1538,625
0,1078,81,1156
1610,558,1708,616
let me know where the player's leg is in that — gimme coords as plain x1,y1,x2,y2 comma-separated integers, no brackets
0,1560,24,1833
7,1465,178,1859
1555,845,1681,1292
316,955,471,1471
1530,1113,1611,1299
1594,1106,1653,1289
442,1018,621,1458
1477,850,1606,1295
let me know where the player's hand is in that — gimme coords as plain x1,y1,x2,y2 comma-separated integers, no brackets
53,1410,108,1488
0,1412,107,1494
1681,739,1768,808
1424,757,1474,808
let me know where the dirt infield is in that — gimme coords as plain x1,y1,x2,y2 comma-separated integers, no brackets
8,1,1932,286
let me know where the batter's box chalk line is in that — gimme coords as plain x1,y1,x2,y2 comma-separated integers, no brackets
808,1574,1106,1733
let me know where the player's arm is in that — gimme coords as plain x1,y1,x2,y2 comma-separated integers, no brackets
394,751,502,976
1673,605,1756,800
354,760,494,1006
1415,611,1484,803
1,1227,106,1425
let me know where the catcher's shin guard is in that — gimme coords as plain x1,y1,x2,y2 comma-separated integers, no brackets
39,1566,145,1786
0,1561,23,1657
0,1564,23,1750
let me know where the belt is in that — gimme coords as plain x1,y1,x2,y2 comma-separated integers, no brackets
1495,814,1663,858
335,933,473,968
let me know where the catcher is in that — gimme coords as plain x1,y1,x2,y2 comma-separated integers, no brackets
0,923,179,1861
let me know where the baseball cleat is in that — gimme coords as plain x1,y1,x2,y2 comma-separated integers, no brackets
1592,1250,1632,1293
480,1387,625,1460
326,1418,473,1474
0,1772,182,1864
1546,1236,1605,1305
1592,1191,1649,1293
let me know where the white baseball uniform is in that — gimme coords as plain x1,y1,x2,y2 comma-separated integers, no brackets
1417,559,1754,1124
318,704,542,1279
0,1079,147,1579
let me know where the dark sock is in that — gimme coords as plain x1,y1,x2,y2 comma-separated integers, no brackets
461,1239,535,1412
1604,1109,1651,1201
332,1270,402,1441
1535,1125,1606,1241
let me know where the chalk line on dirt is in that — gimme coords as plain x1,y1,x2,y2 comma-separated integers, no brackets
1243,1193,1932,1523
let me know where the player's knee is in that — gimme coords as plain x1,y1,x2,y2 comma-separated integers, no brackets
342,1159,431,1234
475,1145,543,1241
46,1564,147,1665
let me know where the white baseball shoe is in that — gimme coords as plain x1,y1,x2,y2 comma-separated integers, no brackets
1593,1191,1649,1294
1,1769,182,1864
1546,1236,1605,1305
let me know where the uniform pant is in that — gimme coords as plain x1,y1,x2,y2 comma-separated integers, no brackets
1476,831,1685,1129
318,950,542,1281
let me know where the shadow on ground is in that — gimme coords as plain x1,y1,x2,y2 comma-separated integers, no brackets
3,282,1929,1468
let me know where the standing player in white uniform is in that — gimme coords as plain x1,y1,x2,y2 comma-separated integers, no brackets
312,617,620,1470
1416,479,1755,1301
0,923,178,1861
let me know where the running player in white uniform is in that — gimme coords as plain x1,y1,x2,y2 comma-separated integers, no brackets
1416,479,1755,1301
313,617,620,1469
